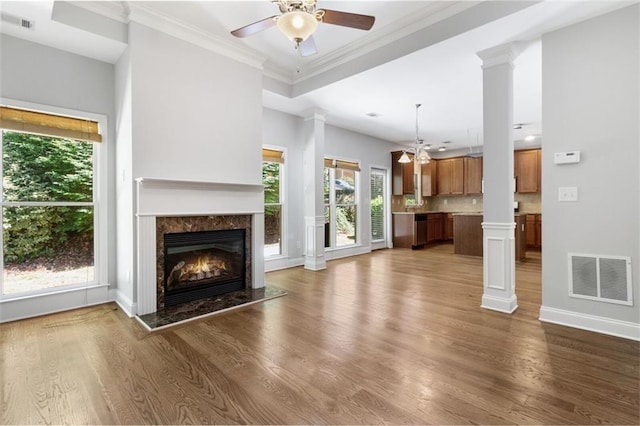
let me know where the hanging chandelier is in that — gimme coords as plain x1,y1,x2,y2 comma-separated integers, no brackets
398,104,431,165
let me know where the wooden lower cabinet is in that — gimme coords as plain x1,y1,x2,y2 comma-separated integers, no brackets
444,213,454,241
427,213,443,243
526,214,542,249
454,214,526,261
392,213,443,249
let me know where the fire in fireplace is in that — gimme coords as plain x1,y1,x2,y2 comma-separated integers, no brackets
163,229,245,306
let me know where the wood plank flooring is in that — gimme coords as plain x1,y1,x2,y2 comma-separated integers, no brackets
1,244,638,424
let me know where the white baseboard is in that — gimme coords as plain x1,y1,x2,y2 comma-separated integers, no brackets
539,305,640,341
0,284,111,323
324,244,370,262
110,288,136,317
481,294,518,314
265,256,305,272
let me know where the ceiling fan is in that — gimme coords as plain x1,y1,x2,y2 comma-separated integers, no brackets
230,0,375,57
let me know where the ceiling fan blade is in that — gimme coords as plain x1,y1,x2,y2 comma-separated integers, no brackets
298,36,318,57
231,15,278,38
319,9,375,31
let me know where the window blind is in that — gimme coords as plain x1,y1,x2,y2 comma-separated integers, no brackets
262,148,284,163
0,106,102,143
324,157,360,171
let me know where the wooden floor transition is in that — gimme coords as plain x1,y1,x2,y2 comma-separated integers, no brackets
1,244,638,424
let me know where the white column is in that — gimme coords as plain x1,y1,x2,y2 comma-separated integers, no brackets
477,43,520,313
252,212,265,288
302,110,327,271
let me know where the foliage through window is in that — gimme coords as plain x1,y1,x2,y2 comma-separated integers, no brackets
370,171,385,242
263,149,283,257
1,130,96,295
324,160,358,248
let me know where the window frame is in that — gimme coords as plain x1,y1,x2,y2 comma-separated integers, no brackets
324,158,360,249
0,98,108,300
262,145,286,259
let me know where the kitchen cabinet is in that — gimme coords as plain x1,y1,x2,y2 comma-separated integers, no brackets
427,213,443,243
392,213,443,249
526,214,542,249
454,214,526,261
437,158,464,195
391,151,415,195
445,213,454,241
515,149,541,193
464,157,483,195
421,160,438,197
392,213,425,248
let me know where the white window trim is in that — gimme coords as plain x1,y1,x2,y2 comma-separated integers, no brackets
0,98,108,301
262,144,287,259
324,163,360,249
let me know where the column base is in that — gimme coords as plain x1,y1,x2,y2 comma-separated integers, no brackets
481,294,518,313
304,216,326,271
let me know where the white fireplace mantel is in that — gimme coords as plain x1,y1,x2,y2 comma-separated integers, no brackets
135,177,265,315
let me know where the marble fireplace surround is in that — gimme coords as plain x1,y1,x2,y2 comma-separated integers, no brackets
135,178,265,316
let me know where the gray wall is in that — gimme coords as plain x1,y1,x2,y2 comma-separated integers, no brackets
541,5,639,324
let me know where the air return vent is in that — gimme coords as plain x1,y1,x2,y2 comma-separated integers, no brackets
569,253,632,305
1,12,35,30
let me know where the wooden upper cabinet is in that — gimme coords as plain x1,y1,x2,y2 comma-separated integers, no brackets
515,149,541,193
421,160,437,197
437,158,464,195
391,151,414,195
464,157,483,194
402,160,415,195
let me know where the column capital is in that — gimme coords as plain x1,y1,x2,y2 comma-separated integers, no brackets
303,108,328,122
477,42,524,69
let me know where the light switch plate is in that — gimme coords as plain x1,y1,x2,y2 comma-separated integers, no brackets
559,186,578,202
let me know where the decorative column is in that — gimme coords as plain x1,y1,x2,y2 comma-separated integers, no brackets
477,43,520,313
302,110,327,271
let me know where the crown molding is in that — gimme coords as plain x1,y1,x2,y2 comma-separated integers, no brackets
126,2,267,71
69,1,130,23
291,1,479,84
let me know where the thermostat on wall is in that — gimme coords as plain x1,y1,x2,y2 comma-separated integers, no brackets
554,151,581,164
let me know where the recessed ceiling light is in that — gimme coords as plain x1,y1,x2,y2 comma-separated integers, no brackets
438,147,446,152
513,124,523,130
525,135,536,142
365,112,380,118
425,144,432,150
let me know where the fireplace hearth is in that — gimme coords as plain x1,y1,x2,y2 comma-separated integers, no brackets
163,229,245,306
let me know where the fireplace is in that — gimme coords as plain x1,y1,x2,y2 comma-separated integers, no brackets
163,229,246,306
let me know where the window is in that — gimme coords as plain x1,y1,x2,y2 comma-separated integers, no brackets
370,170,385,242
262,148,284,257
0,105,103,297
324,158,359,248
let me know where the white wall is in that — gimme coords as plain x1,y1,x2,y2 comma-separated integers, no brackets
0,35,116,320
129,23,263,184
541,5,639,339
113,46,135,313
262,108,305,270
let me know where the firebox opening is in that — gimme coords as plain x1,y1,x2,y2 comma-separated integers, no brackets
163,229,246,306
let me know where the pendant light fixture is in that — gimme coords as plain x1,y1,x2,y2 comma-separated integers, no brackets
398,104,431,164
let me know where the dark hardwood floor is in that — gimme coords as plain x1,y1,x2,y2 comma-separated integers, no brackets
1,244,638,424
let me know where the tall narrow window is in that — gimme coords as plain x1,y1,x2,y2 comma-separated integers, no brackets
370,169,386,243
0,106,102,296
263,148,284,257
324,158,359,248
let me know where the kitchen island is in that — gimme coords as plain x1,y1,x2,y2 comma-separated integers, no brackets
453,213,527,261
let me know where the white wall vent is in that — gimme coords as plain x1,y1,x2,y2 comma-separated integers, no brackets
569,253,633,306
0,12,35,30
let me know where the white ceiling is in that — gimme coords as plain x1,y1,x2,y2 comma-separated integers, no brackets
0,0,634,152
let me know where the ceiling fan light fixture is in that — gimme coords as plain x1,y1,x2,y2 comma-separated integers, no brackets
277,11,318,42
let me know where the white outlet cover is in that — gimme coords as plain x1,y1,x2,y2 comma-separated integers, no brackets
558,186,578,202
